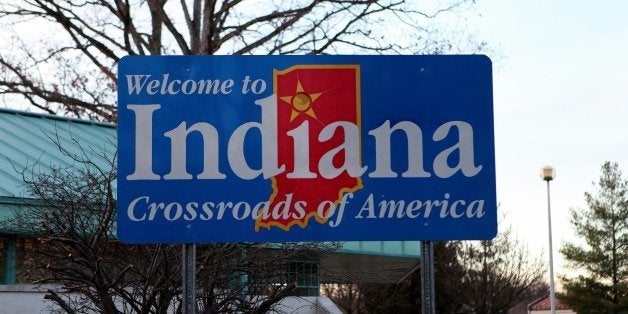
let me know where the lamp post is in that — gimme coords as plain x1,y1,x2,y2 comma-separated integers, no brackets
540,166,556,314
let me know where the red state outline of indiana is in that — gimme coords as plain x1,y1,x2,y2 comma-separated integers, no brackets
255,65,363,232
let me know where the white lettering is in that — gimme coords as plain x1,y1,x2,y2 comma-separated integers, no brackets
355,194,376,218
167,79,181,95
126,74,234,95
450,200,466,218
406,200,422,218
318,121,366,179
163,122,225,180
354,193,485,220
293,201,307,220
181,80,197,94
228,95,284,179
127,196,149,221
329,193,352,227
216,202,232,220
200,202,214,220
368,120,431,178
232,202,251,220
317,200,336,219
379,199,406,218
433,121,482,178
438,193,451,218
164,203,183,221
467,200,485,217
272,193,293,220
126,105,161,180
287,121,316,178
126,75,150,95
252,202,270,220
124,97,484,183
184,202,198,220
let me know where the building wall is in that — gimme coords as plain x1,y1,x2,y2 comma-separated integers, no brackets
0,285,57,314
1,237,48,284
530,310,576,314
0,285,342,314
0,239,5,283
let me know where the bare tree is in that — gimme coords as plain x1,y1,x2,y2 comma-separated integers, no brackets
0,1,487,312
323,283,370,314
2,133,337,313
0,0,484,121
457,227,547,314
325,233,547,314
323,242,466,313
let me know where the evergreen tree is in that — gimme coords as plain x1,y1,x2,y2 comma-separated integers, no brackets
559,162,628,313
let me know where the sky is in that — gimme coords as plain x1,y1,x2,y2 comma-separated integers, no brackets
468,0,628,284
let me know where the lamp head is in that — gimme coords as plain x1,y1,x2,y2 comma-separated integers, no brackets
540,166,556,181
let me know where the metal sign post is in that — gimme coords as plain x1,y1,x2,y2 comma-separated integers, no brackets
182,243,196,314
420,241,435,314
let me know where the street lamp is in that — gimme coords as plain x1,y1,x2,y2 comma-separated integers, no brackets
540,166,556,314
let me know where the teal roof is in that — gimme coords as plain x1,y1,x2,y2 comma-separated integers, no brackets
0,108,418,259
338,241,419,258
0,108,116,198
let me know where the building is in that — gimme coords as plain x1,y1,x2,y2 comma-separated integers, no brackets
528,296,576,314
0,108,420,312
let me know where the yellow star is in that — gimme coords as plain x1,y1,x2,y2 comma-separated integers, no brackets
279,79,322,122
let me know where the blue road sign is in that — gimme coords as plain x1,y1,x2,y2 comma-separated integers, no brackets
117,55,496,243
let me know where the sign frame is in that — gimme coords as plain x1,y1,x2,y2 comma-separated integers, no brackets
117,55,496,244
